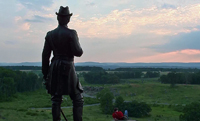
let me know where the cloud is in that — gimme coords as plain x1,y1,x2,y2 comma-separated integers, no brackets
161,3,177,9
4,40,18,45
180,49,200,55
128,49,200,62
151,30,200,52
70,3,200,38
25,15,53,23
17,0,53,11
86,2,95,7
21,23,30,31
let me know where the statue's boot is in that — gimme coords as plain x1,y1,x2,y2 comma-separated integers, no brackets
73,106,83,121
52,101,61,121
71,93,84,121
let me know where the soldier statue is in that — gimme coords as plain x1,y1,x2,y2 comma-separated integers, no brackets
42,6,84,121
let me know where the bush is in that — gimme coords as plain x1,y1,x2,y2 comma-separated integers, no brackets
179,102,200,121
114,96,124,110
169,104,184,112
117,100,151,118
97,88,114,114
123,101,151,118
97,90,152,118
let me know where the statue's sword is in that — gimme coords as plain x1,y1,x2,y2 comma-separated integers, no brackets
61,109,68,121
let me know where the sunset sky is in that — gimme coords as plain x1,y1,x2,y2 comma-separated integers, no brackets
1,0,200,63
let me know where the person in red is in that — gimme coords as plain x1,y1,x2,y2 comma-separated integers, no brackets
112,108,124,121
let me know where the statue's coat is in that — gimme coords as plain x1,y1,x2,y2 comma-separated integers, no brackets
42,25,83,95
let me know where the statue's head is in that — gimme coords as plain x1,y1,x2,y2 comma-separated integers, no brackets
56,6,73,25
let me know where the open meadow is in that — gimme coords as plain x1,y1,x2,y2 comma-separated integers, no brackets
0,88,183,121
0,69,200,121
1,77,200,120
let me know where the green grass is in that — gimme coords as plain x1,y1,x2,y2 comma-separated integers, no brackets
60,105,181,121
107,79,200,105
0,104,181,121
80,76,200,105
1,78,200,121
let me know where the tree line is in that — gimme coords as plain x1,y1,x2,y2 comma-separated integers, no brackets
1,66,104,71
159,71,200,85
2,66,199,73
0,67,43,101
82,71,120,84
82,71,160,84
75,66,104,71
113,67,200,73
2,66,41,70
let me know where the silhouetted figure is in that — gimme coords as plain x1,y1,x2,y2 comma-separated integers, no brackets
42,6,84,121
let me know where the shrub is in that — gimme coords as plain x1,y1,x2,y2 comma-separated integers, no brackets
179,102,200,121
119,100,151,118
97,88,114,114
128,101,151,118
114,96,124,111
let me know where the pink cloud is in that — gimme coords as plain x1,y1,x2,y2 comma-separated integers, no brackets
127,49,200,62
180,49,200,55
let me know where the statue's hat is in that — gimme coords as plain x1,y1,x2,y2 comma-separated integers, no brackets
56,6,73,16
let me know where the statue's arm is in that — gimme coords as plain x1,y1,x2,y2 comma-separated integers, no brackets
42,32,52,79
70,30,83,57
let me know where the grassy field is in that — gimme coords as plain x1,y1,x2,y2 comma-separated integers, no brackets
108,79,200,105
0,91,182,121
80,77,200,105
0,100,182,121
1,76,200,121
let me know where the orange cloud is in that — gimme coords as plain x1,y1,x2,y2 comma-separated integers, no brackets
128,49,200,62
180,49,200,55
21,23,30,31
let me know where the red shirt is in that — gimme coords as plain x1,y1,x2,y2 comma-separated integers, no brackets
112,111,124,120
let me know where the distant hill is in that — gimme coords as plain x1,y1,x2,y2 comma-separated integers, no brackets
0,62,41,66
75,62,200,69
0,62,200,69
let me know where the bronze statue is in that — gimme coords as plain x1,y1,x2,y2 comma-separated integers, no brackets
42,6,84,121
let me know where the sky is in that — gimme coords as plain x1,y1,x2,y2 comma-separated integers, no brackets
0,0,200,63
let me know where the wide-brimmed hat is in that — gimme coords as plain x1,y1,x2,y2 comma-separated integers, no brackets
56,6,73,16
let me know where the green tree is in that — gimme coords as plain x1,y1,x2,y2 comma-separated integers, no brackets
168,72,177,87
114,96,124,110
123,101,151,118
179,102,200,121
97,88,114,114
0,77,16,101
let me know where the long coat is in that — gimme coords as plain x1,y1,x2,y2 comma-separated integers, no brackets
42,25,83,95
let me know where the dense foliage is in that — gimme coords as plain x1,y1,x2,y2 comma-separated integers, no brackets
144,71,160,78
159,72,200,85
83,70,160,84
97,89,152,117
2,66,104,72
83,71,120,84
2,66,41,70
113,67,200,73
114,97,152,118
121,101,152,118
179,102,200,121
97,88,114,114
0,67,43,101
75,66,104,71
113,71,142,79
